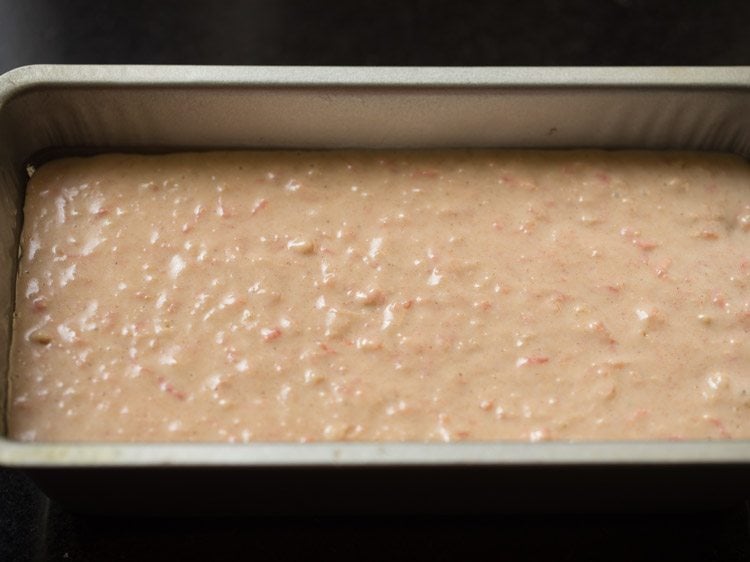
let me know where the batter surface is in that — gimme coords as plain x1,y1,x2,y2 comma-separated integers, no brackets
8,150,750,442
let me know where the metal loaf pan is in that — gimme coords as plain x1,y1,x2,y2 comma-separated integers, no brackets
1,65,750,514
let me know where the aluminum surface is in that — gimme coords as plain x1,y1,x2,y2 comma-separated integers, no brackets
2,65,750,470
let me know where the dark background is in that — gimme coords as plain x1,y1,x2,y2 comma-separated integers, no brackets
2,0,750,560
4,0,750,71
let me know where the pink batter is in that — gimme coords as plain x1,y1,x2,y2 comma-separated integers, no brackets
8,150,750,442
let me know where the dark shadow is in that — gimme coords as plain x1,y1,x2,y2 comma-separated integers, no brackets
41,502,750,562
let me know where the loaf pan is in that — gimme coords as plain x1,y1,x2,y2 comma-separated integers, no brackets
1,65,750,514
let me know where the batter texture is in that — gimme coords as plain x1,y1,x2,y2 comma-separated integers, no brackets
8,150,750,442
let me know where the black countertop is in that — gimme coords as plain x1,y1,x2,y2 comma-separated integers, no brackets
3,0,750,70
1,466,749,561
2,1,750,560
